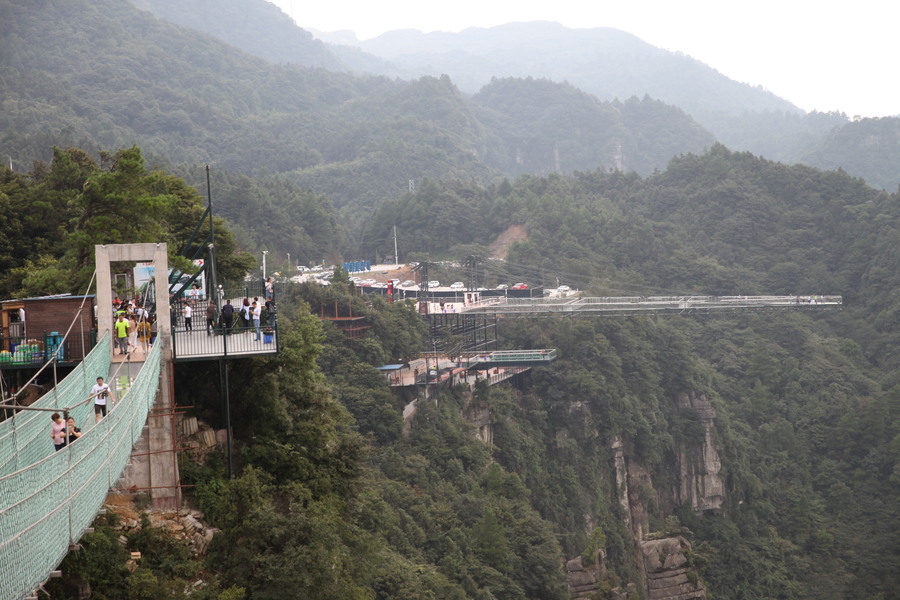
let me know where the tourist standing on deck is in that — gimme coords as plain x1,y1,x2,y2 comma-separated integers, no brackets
183,302,193,332
206,302,217,336
240,298,251,331
251,301,262,341
222,300,234,334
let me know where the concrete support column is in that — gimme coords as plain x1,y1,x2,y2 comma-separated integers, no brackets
96,243,180,508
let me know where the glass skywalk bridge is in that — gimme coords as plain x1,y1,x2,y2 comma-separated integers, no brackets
461,295,842,317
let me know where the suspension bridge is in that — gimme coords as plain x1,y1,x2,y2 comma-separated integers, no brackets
0,241,277,599
0,334,162,599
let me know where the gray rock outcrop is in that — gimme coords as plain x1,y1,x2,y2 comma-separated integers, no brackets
640,536,706,600
673,393,724,512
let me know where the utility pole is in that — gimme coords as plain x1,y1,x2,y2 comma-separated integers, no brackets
417,261,431,387
393,226,399,264
206,165,233,478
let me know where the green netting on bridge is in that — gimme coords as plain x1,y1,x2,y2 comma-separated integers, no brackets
0,334,112,477
0,339,162,600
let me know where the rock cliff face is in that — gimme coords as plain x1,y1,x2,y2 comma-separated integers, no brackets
463,390,493,445
565,553,606,599
673,392,724,513
602,392,719,600
565,552,637,600
640,537,706,600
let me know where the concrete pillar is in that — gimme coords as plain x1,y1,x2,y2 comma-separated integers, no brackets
96,243,180,508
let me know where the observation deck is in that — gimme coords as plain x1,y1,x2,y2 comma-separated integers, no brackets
458,349,558,368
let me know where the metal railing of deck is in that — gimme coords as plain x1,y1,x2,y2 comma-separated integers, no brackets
458,349,558,367
170,291,279,361
171,323,279,361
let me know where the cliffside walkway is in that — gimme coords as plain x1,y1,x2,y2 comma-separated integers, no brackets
460,294,842,317
0,334,163,600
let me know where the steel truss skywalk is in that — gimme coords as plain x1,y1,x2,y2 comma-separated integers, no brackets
460,295,842,317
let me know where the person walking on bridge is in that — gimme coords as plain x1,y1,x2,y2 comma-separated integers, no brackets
91,376,114,423
50,413,66,451
114,313,129,355
64,417,82,445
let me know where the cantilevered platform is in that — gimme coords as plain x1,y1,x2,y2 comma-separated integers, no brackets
172,327,278,362
458,349,558,368
460,295,842,317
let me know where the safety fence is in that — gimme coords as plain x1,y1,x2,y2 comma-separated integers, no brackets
0,339,162,600
0,334,112,477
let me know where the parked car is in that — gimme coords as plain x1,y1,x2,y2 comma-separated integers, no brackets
557,285,571,292
496,284,508,290
400,280,416,287
449,281,464,290
511,282,528,290
427,280,441,288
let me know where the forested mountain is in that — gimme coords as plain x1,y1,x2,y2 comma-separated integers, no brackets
799,116,900,191
127,0,900,191
1,0,731,244
129,0,344,70
351,22,797,115
320,21,900,191
472,79,714,176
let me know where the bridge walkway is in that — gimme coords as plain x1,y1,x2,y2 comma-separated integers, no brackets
460,295,843,317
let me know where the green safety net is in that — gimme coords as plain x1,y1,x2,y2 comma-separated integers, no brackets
0,337,162,600
0,334,112,476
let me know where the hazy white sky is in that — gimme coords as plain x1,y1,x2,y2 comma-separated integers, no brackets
268,0,897,119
